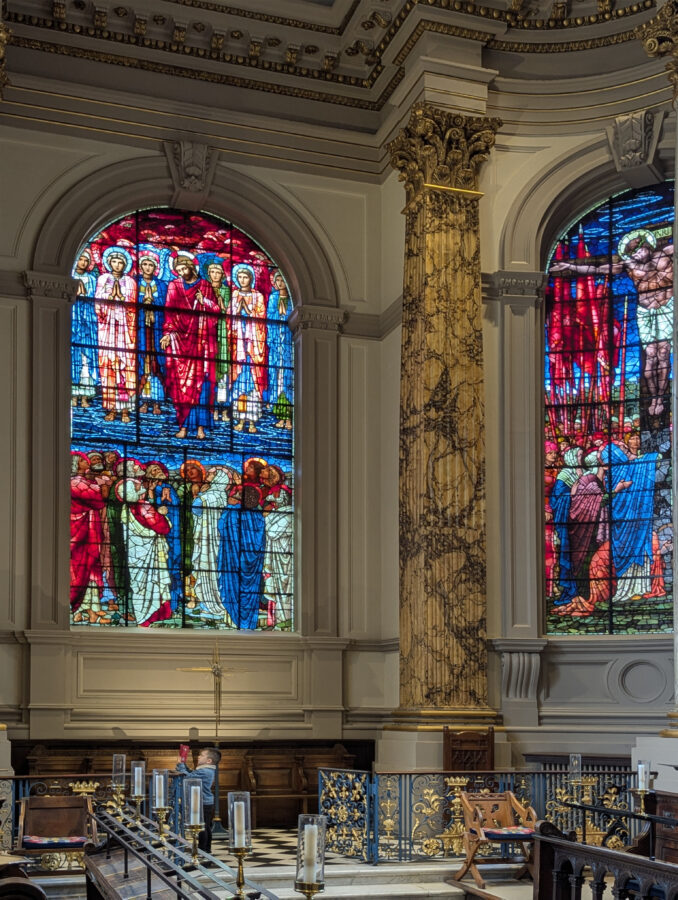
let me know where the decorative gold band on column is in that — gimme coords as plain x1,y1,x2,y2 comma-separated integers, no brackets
388,104,501,718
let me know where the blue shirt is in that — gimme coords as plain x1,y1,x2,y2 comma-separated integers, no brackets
176,761,216,806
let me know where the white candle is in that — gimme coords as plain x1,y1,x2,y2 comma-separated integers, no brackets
638,762,650,792
233,801,246,847
134,768,143,797
190,785,201,826
302,823,318,885
155,773,165,807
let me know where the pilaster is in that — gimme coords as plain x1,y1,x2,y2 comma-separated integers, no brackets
388,103,501,726
289,305,346,638
25,271,75,632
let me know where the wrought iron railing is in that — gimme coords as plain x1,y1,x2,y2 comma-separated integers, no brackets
319,766,640,863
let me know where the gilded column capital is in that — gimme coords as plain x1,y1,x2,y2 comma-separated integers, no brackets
636,0,678,100
388,103,502,203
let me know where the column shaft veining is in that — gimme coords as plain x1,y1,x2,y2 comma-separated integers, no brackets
388,104,501,715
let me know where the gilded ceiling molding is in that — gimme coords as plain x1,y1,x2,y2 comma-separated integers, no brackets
388,103,501,201
8,34,405,110
160,0,361,34
488,28,642,49
636,0,678,100
6,12,384,89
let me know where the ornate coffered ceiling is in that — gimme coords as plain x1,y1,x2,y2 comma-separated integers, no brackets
3,0,663,106
0,0,672,159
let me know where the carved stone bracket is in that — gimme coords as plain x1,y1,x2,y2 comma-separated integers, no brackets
488,270,545,308
0,778,11,851
388,102,502,203
288,304,346,335
636,0,678,101
164,140,218,211
492,638,547,702
606,110,665,187
23,271,77,302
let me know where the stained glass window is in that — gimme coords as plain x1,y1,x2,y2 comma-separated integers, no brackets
70,209,295,630
544,183,673,635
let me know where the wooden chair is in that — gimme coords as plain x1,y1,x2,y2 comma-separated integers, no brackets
451,790,537,889
443,726,494,771
16,796,97,868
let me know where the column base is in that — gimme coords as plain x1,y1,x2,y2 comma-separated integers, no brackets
376,707,501,771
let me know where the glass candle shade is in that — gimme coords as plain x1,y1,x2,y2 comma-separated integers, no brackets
295,814,327,888
112,753,127,789
569,753,582,784
184,778,204,828
638,760,651,793
130,761,145,799
227,791,251,850
152,768,169,809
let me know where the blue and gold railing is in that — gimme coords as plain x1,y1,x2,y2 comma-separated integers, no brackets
319,766,639,863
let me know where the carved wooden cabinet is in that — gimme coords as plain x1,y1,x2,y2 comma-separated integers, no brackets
653,790,678,864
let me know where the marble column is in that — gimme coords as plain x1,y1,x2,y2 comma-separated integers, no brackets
388,103,500,721
634,7,678,779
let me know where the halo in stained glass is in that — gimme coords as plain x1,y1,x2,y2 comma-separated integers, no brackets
544,183,673,635
69,208,294,630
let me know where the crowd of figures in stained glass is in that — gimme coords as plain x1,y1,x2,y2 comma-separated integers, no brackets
544,183,673,634
69,209,295,629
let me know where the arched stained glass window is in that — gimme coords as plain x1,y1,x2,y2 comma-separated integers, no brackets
70,208,295,630
544,183,673,635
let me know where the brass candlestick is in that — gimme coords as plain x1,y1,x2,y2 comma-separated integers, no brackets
185,823,202,864
294,881,325,899
110,784,126,820
638,789,648,815
131,794,143,825
232,847,250,899
155,806,170,845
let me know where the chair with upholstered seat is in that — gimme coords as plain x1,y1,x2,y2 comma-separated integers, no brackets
16,796,97,869
451,790,537,889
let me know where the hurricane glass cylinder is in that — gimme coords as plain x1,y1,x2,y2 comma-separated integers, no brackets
227,791,251,850
295,814,327,889
152,768,169,809
131,760,145,799
112,753,126,789
184,777,204,828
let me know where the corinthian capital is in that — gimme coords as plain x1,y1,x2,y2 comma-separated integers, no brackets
388,103,501,203
636,0,678,99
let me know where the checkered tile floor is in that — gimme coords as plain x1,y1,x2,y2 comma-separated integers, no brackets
210,827,355,869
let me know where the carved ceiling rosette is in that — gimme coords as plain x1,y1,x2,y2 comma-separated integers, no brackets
636,0,678,100
388,103,501,203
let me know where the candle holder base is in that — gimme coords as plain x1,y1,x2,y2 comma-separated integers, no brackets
155,806,170,846
107,785,126,820
231,846,251,899
638,789,648,815
131,794,143,825
294,881,325,899
185,823,202,864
